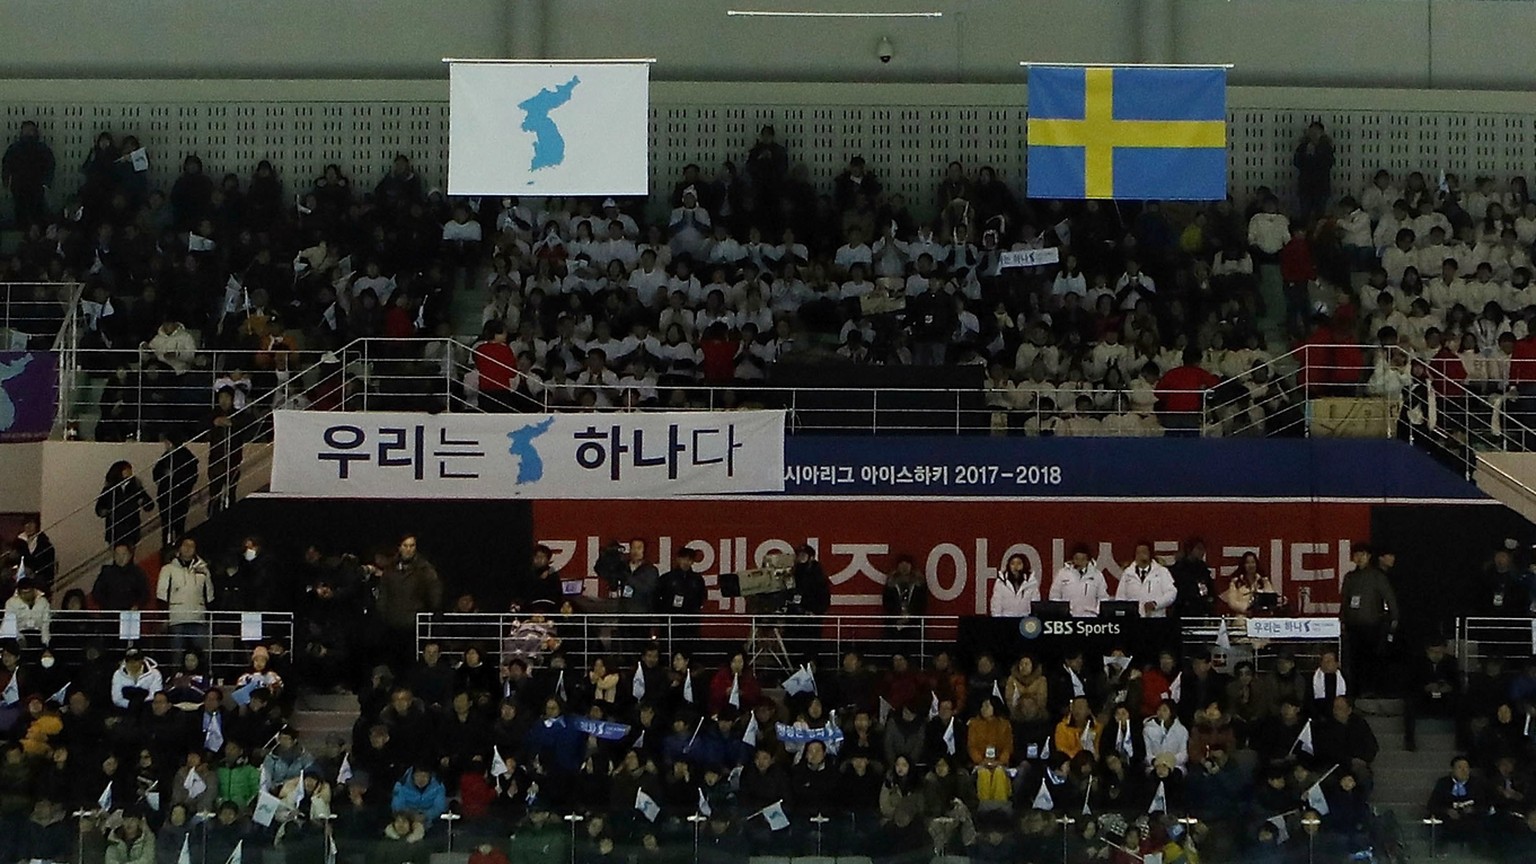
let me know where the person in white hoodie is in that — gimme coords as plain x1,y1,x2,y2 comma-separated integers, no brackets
1050,545,1109,618
111,648,163,709
988,553,1040,617
1113,542,1178,618
1142,699,1190,775
1246,197,1290,261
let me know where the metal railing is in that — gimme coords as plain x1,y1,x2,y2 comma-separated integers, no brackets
1455,616,1536,685
0,281,82,350
12,610,293,677
416,612,959,675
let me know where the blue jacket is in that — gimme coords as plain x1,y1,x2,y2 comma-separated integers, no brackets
526,715,585,775
390,772,448,823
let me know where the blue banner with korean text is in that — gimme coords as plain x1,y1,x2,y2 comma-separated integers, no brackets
781,437,1485,501
270,410,785,498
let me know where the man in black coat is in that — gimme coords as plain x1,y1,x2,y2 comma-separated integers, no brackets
91,543,149,611
654,547,706,642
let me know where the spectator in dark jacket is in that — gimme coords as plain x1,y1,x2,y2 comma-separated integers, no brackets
91,542,149,610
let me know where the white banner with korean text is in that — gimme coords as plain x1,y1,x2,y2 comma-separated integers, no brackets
270,410,785,499
1244,617,1342,640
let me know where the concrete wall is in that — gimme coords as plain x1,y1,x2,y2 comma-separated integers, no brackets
0,0,1531,90
0,444,44,514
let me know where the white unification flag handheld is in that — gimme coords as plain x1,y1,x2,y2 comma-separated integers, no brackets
1149,780,1167,814
992,680,1004,703
683,673,695,704
1305,779,1330,816
448,61,651,197
204,715,224,754
760,799,790,831
226,839,244,864
783,665,817,697
491,746,510,778
1,673,17,706
1267,814,1290,844
337,754,353,786
259,758,271,794
632,665,646,701
743,713,759,746
728,673,741,708
1215,618,1231,649
98,782,113,812
942,718,956,755
928,691,940,720
48,680,70,706
252,791,283,827
1167,672,1182,703
878,696,892,725
183,769,207,800
697,787,712,817
178,833,192,864
635,788,661,823
1033,779,1055,811
1294,719,1314,756
293,773,306,810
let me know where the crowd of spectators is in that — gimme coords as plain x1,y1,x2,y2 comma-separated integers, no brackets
8,119,1535,443
1,520,1535,862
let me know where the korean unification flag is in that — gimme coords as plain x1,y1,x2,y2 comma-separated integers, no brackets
226,840,244,864
697,787,712,817
98,782,113,812
1,673,17,706
1305,780,1330,816
337,754,353,786
635,788,661,823
942,718,957,756
491,746,510,779
183,769,207,801
204,715,224,754
1027,65,1227,201
632,665,646,702
928,691,940,720
784,665,817,697
1032,779,1055,811
449,61,650,196
178,833,192,864
743,714,759,746
1295,720,1315,756
1267,814,1290,844
1148,780,1168,814
760,800,790,832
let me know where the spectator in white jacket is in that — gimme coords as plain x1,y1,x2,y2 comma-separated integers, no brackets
1246,198,1290,259
145,318,199,375
2,577,50,647
1143,700,1190,775
1113,543,1178,618
1360,170,1401,223
989,554,1040,617
111,648,164,709
157,537,214,651
1050,546,1109,618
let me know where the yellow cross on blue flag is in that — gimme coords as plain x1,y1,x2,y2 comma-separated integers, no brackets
1027,65,1228,200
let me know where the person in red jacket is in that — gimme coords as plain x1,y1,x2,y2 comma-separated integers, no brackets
707,650,762,715
1155,347,1221,435
473,320,518,412
1279,227,1317,338
698,321,736,384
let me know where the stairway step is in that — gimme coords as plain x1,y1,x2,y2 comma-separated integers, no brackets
299,692,360,712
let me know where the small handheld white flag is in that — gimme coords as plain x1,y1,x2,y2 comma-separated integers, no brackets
259,759,271,793
1215,618,1231,649
226,839,244,864
1149,780,1168,814
1294,719,1315,756
942,718,956,755
203,715,224,754
760,800,790,831
178,833,192,864
1082,776,1093,816
252,791,283,827
783,665,817,697
337,754,353,786
1266,814,1290,844
697,786,712,817
728,673,741,708
635,788,661,823
992,680,1004,703
293,773,306,810
1167,672,1182,703
632,665,646,701
1305,779,1330,816
48,681,70,706
878,696,892,725
1033,779,1055,811
743,713,759,746
182,769,207,801
98,782,113,812
1,673,18,706
683,673,695,704
928,691,940,720
491,746,510,778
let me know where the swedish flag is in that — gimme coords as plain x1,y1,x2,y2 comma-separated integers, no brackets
1027,66,1228,201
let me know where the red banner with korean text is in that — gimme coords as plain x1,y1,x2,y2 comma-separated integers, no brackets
533,498,1371,618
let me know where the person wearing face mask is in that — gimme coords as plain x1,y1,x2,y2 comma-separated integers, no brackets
156,537,214,652
224,535,278,612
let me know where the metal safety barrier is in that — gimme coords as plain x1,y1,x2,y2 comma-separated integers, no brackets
415,612,959,676
1456,616,1535,686
10,609,293,678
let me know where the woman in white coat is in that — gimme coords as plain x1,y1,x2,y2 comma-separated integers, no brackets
1142,699,1190,776
988,553,1040,617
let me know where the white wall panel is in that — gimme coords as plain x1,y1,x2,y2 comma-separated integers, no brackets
2,79,1536,221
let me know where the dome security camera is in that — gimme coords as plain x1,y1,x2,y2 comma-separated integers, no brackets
877,37,894,64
